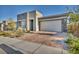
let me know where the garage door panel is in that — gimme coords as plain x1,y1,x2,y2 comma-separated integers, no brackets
40,20,62,32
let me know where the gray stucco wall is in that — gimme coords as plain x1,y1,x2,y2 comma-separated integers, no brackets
17,10,43,31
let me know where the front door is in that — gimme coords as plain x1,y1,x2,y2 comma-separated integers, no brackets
30,20,33,31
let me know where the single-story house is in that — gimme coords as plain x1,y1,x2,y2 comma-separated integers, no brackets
17,10,70,32
0,21,8,31
0,20,16,31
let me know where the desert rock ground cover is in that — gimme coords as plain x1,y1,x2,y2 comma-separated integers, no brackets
0,31,65,49
18,33,64,48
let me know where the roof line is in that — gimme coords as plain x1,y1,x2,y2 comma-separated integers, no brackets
17,10,42,15
38,12,70,19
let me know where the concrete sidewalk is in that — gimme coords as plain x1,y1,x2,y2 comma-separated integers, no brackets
0,36,68,54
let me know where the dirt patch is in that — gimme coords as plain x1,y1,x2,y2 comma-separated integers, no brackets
18,33,64,48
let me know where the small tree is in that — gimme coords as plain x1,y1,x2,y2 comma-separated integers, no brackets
69,13,79,22
66,6,79,22
66,6,79,34
7,18,16,31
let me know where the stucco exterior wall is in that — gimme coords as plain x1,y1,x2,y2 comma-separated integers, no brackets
17,13,27,29
29,10,43,31
35,11,43,31
29,11,36,31
17,10,43,31
17,10,68,32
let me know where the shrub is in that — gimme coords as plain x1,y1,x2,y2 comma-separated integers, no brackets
68,23,77,33
67,22,79,37
9,32,17,38
16,27,24,37
16,32,24,37
16,27,23,32
0,31,11,37
0,31,5,36
67,24,72,33
7,18,16,31
0,27,24,37
26,30,30,33
0,31,19,37
65,34,79,54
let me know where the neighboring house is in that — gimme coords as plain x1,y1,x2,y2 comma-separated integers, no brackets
17,10,70,32
0,22,3,31
0,20,16,31
0,21,8,31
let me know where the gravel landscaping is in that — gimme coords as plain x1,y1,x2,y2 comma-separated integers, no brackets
18,33,64,48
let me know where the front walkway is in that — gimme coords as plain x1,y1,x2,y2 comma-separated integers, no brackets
0,36,68,54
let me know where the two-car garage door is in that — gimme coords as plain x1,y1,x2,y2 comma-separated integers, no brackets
39,20,62,32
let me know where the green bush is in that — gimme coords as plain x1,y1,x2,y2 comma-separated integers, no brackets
65,34,79,54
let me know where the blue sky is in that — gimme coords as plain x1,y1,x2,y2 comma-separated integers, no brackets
0,5,76,21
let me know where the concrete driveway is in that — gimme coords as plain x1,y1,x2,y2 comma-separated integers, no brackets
0,36,68,54
52,32,68,50
18,33,64,48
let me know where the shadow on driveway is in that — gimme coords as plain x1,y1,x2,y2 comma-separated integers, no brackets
0,44,23,54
